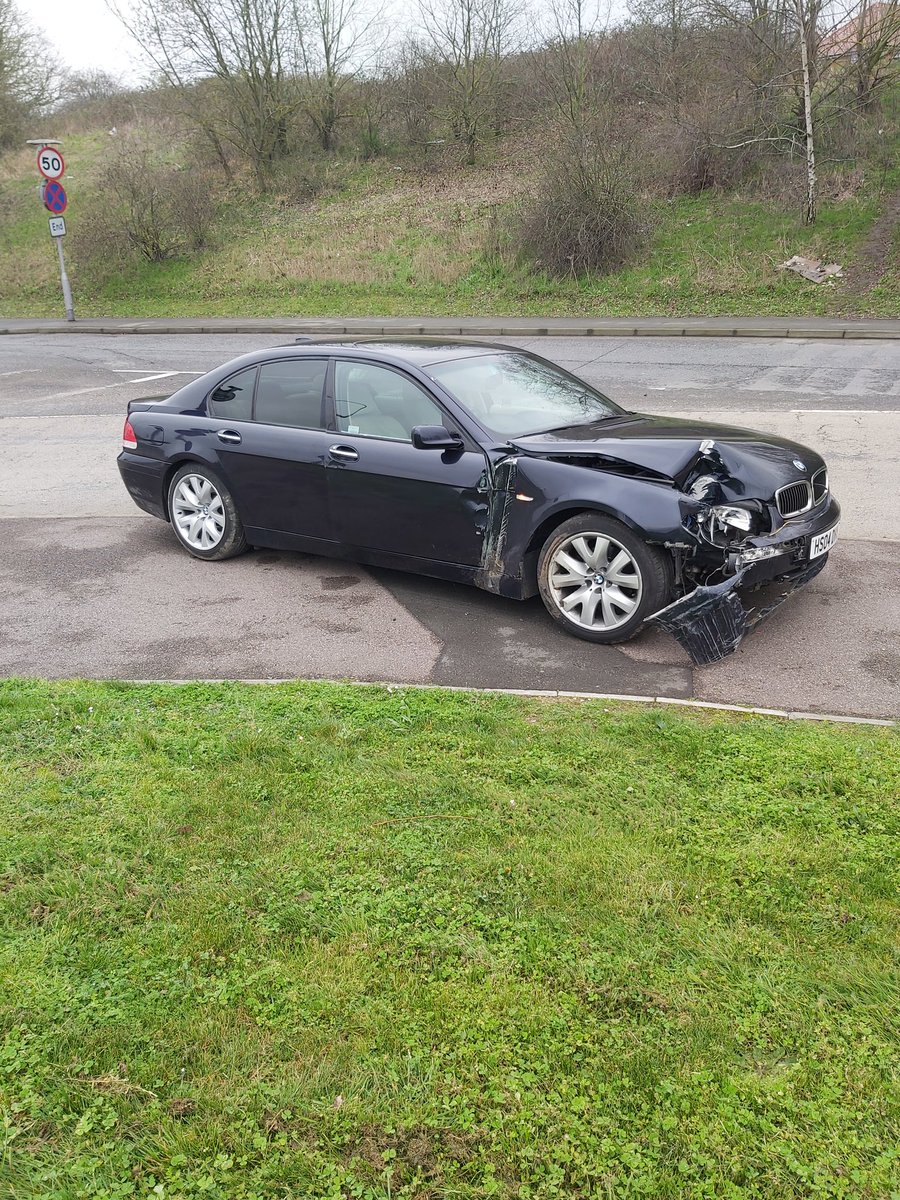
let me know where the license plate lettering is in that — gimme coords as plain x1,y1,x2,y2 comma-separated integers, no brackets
810,525,838,559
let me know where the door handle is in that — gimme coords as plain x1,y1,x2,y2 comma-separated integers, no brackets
329,444,359,461
217,429,242,445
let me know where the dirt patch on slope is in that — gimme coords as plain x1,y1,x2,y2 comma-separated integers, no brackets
842,186,900,293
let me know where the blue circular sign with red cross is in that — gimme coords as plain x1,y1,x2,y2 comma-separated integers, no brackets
42,180,67,214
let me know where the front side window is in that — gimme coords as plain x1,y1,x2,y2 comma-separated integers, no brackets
334,360,445,441
255,359,327,429
425,353,623,439
208,366,257,421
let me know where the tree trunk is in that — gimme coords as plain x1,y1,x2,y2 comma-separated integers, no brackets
797,0,816,225
855,0,869,106
206,128,233,181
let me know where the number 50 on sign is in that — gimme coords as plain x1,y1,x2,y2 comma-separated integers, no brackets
37,147,65,179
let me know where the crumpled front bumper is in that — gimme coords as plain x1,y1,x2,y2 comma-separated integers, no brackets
650,556,829,666
650,496,840,666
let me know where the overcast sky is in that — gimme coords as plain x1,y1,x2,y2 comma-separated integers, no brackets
20,0,141,76
21,0,637,79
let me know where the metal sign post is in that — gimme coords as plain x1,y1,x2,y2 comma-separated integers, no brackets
54,232,75,323
27,139,75,323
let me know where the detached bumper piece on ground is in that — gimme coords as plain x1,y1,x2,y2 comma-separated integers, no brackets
651,557,829,666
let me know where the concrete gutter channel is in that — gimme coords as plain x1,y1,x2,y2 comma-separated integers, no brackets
2,316,900,338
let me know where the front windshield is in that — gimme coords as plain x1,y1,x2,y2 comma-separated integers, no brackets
425,352,624,439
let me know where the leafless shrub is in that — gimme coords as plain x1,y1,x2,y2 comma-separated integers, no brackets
99,146,184,262
657,124,757,195
70,140,221,277
270,155,349,205
166,168,217,250
516,128,652,276
68,208,132,281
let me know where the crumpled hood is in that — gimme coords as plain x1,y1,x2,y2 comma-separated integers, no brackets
511,412,825,498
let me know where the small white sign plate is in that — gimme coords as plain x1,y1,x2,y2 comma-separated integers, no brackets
49,216,66,238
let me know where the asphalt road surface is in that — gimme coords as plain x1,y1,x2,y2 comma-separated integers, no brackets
1,334,897,718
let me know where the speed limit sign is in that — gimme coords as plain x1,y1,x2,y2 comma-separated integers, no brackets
37,146,65,180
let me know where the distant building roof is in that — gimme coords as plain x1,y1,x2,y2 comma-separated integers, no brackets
820,2,900,57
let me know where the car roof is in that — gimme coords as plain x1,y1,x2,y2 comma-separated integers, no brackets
272,337,513,367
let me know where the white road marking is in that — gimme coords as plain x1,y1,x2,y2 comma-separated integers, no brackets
22,370,207,404
114,371,180,384
0,369,41,377
110,369,206,377
38,383,129,401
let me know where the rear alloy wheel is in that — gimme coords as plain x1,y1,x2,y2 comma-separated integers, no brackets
168,464,248,561
537,513,672,643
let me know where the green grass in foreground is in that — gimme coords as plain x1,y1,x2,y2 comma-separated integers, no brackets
1,680,898,1199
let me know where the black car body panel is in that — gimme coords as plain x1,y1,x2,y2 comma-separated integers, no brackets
118,339,839,663
512,412,826,493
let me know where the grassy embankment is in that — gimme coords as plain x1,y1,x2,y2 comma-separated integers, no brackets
0,129,897,320
1,680,898,1198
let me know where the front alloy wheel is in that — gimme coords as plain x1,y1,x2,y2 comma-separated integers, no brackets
548,532,643,632
537,513,672,644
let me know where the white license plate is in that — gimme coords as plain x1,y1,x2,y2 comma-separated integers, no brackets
810,525,838,559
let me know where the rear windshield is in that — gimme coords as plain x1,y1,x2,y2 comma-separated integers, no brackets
425,352,623,438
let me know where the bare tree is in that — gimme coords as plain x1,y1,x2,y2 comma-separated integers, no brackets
392,38,435,151
61,70,125,106
796,0,817,221
846,0,900,107
0,0,58,146
697,0,866,222
532,0,612,133
417,0,521,164
300,0,384,151
628,0,704,116
110,0,306,185
355,69,393,157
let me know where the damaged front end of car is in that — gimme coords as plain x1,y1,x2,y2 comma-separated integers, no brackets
650,438,840,666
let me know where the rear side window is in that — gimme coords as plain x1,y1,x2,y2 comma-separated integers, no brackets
255,359,327,429
208,366,257,420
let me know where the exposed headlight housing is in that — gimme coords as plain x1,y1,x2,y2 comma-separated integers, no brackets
711,505,753,533
701,504,759,546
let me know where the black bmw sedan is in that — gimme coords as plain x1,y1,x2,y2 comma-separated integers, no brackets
118,339,839,664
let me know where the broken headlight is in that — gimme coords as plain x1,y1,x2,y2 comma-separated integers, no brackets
701,504,761,547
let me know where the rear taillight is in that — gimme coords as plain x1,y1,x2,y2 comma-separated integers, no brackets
122,418,137,450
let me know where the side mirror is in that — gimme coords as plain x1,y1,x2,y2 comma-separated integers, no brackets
411,425,463,451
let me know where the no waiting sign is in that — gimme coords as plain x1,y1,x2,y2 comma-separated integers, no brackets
37,146,65,180
42,180,67,214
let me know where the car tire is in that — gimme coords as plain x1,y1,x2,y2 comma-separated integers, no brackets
537,512,673,644
167,463,248,561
